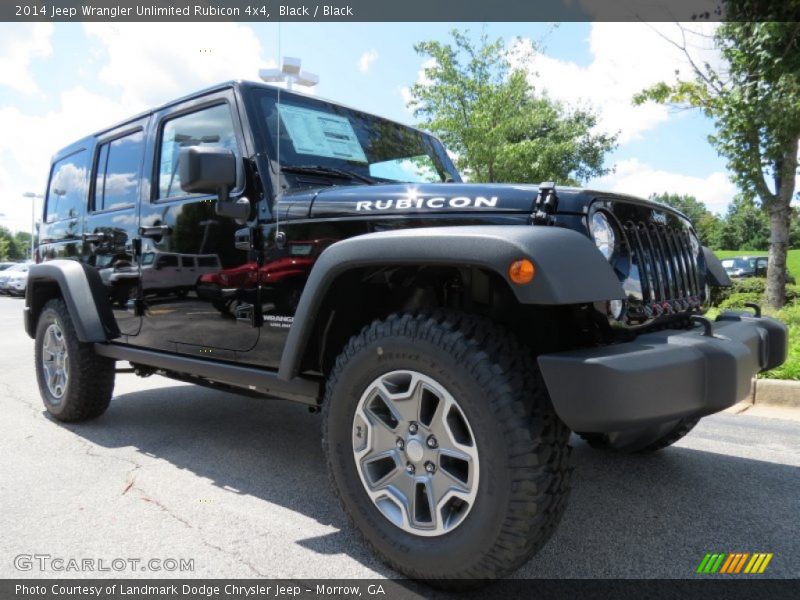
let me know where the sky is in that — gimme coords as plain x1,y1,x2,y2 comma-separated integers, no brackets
0,20,739,235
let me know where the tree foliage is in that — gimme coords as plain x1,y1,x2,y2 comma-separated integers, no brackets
407,30,617,185
0,226,25,261
651,191,800,251
635,12,800,307
650,192,722,245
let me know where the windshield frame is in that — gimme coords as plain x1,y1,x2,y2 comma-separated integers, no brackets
242,85,461,193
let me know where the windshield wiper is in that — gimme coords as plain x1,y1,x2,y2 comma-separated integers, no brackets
281,165,377,185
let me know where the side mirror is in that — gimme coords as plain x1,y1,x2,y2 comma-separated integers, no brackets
179,146,237,197
178,146,250,221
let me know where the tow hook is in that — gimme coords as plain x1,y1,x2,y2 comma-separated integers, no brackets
744,302,762,318
691,315,714,337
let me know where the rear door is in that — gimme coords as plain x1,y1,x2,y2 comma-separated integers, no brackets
39,147,89,263
134,89,260,357
82,120,148,337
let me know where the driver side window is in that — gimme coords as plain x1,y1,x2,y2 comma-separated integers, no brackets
157,103,238,200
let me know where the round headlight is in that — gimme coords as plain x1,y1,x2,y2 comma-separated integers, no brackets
591,211,616,260
608,299,625,321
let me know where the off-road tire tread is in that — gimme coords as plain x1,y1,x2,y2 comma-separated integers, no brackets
36,299,115,422
321,311,572,584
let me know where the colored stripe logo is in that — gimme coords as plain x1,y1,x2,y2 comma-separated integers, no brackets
696,552,773,574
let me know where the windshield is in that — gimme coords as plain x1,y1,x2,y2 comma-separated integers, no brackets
5,263,28,273
249,87,460,186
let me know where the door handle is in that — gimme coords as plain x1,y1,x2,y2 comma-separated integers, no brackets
82,232,106,243
139,225,172,239
234,227,251,251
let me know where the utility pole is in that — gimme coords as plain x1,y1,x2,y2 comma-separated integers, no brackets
259,57,319,91
22,192,43,261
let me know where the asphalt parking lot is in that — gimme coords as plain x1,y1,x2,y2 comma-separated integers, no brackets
0,295,798,582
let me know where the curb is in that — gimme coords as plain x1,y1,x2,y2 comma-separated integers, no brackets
753,378,800,408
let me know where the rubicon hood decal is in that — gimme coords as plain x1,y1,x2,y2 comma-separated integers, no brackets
356,196,498,211
307,183,541,218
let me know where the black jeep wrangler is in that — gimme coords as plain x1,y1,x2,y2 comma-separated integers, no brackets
26,81,787,584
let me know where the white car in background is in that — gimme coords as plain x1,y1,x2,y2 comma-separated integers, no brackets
140,251,222,296
0,263,32,297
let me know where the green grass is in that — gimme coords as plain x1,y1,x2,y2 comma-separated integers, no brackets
713,249,800,280
708,302,800,381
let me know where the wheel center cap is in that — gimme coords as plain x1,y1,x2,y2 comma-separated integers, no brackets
405,439,424,463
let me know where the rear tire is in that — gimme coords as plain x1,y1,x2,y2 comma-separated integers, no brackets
322,311,572,585
34,298,115,422
577,417,699,453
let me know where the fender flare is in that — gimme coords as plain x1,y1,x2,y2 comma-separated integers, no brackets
25,260,120,342
703,247,732,287
278,225,624,380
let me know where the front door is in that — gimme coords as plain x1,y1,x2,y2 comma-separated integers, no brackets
134,90,260,358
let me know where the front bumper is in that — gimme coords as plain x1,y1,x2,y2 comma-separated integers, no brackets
538,311,788,433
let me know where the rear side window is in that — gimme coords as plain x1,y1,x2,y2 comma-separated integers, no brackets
94,130,144,211
156,254,179,268
157,103,239,200
180,256,194,268
45,150,89,223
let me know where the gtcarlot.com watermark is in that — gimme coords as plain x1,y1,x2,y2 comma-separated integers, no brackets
14,554,194,573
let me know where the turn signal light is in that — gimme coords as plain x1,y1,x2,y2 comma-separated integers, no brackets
508,259,535,284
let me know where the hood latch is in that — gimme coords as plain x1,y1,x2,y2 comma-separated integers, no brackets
531,182,558,225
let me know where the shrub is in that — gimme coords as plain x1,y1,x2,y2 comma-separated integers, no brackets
711,277,800,308
718,292,763,311
761,304,800,380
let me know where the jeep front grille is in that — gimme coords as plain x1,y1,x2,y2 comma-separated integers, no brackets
622,220,703,316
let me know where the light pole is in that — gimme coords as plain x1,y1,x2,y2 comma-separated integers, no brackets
23,192,42,261
259,57,319,91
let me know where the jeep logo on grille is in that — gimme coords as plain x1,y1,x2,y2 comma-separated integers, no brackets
651,211,668,225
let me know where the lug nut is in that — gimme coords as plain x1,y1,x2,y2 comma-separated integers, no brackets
406,463,416,474
408,422,418,435
426,436,438,449
424,461,436,474
396,439,404,450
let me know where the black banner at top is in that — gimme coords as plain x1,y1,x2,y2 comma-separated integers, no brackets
1,0,781,23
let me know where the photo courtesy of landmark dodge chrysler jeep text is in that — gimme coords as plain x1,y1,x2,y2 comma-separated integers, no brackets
26,81,787,586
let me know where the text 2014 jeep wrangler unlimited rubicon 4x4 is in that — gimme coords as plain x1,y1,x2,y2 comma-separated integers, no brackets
26,81,787,584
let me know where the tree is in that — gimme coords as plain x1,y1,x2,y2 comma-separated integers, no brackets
635,13,800,308
649,192,723,247
720,194,770,250
14,231,32,252
407,30,617,185
0,226,23,261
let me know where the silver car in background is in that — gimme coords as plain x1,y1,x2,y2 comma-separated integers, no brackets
0,263,31,296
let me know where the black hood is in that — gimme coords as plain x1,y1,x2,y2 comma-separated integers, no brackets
304,183,541,218
278,181,679,221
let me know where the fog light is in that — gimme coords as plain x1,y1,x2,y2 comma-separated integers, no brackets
608,299,625,321
508,259,535,284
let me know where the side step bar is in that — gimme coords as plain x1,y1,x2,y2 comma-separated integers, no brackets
94,343,321,406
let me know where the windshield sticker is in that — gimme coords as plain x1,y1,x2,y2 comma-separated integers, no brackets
278,104,368,163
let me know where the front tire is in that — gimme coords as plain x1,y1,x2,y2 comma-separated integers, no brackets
35,299,116,422
322,312,572,584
